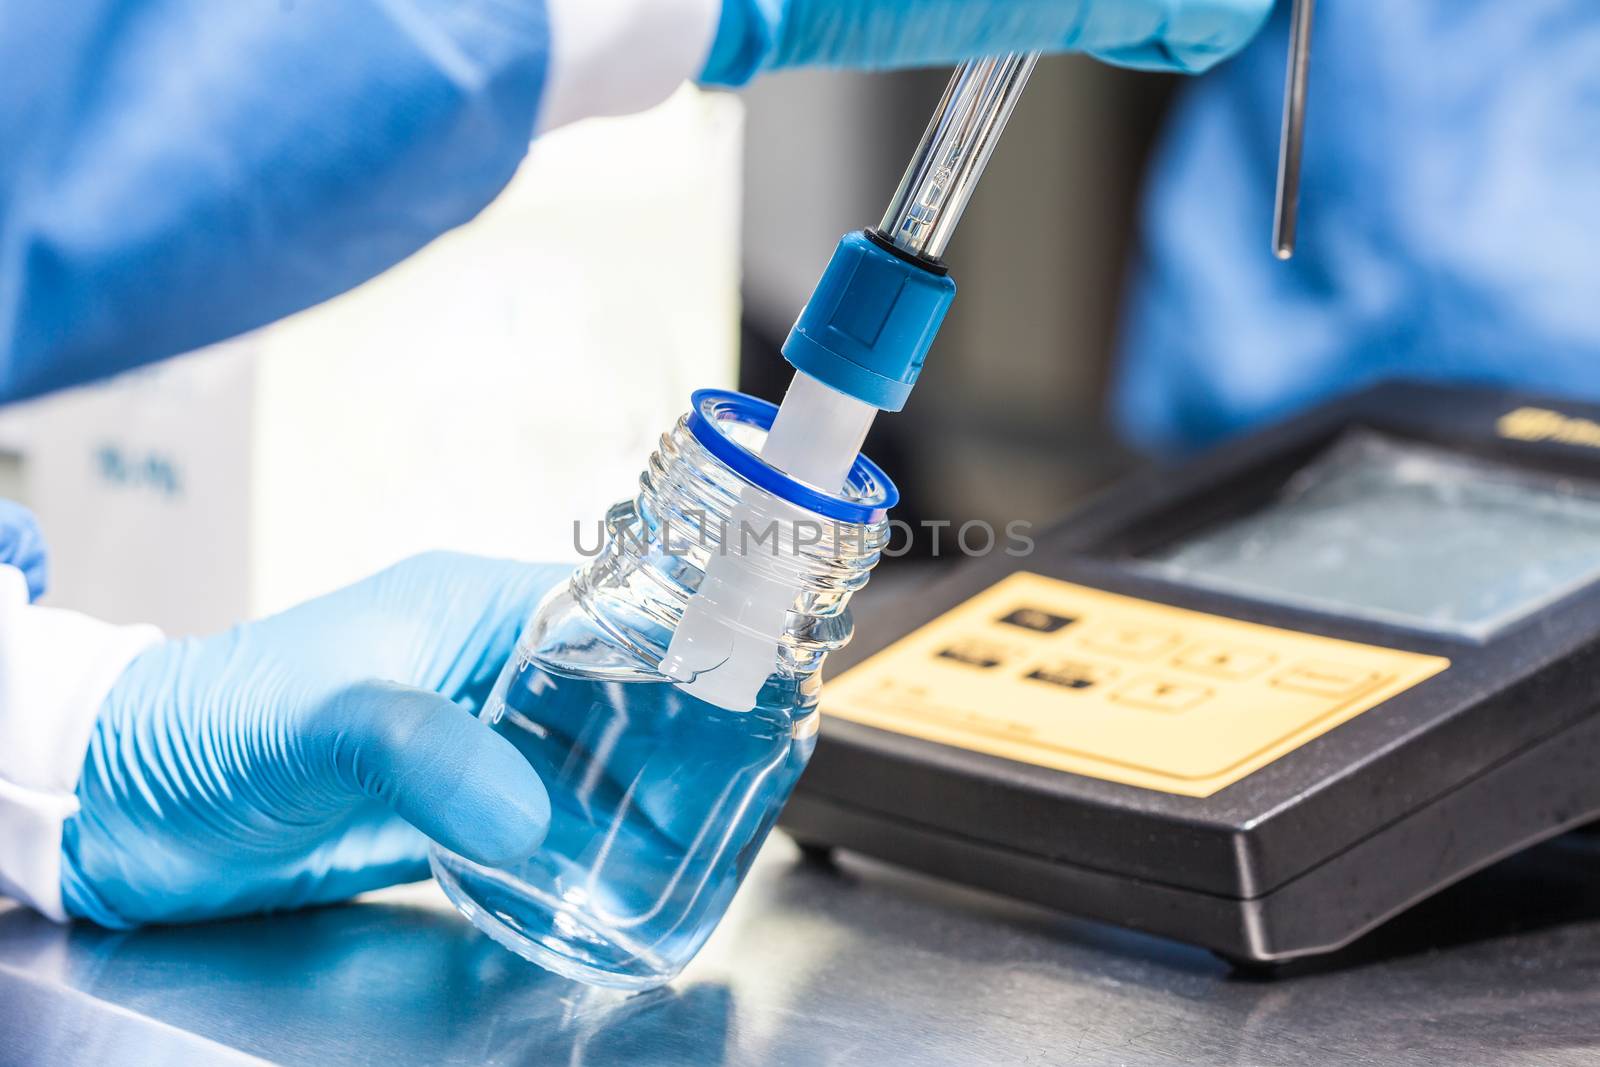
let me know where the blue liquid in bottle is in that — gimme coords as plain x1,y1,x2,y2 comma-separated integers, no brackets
431,651,817,989
430,389,894,988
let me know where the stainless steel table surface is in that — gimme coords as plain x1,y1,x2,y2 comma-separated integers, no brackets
4,829,1600,1067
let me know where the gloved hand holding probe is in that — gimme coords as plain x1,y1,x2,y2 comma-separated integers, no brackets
0,0,1270,407
701,0,1272,82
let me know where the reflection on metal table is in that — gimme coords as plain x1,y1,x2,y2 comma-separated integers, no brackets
5,830,1600,1066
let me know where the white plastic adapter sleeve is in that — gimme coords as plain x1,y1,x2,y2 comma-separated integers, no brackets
660,375,877,712
761,372,877,493
536,0,722,134
0,565,160,921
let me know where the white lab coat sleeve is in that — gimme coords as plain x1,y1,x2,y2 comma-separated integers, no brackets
0,565,161,921
536,0,722,133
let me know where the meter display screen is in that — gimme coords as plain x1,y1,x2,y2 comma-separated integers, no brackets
1141,432,1600,639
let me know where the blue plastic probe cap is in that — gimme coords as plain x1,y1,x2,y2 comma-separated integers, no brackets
781,231,956,412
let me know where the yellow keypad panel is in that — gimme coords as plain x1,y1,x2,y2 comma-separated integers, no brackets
823,572,1450,797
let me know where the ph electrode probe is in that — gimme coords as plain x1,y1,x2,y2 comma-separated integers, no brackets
663,26,1315,709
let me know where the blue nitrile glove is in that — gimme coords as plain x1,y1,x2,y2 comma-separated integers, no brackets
0,500,48,601
59,552,569,928
700,0,1275,85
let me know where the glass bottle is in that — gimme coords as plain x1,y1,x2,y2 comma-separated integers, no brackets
430,389,895,990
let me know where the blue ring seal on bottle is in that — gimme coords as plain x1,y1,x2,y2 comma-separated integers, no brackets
687,389,898,523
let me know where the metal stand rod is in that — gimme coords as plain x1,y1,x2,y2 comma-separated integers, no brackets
1273,0,1316,259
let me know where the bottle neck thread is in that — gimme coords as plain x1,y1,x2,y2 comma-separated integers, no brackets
574,413,890,678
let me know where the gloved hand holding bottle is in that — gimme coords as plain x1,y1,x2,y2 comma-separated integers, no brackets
54,554,566,927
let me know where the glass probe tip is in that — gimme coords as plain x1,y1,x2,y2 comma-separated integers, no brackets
1273,0,1315,260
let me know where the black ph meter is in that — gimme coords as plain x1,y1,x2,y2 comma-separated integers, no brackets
786,381,1600,964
